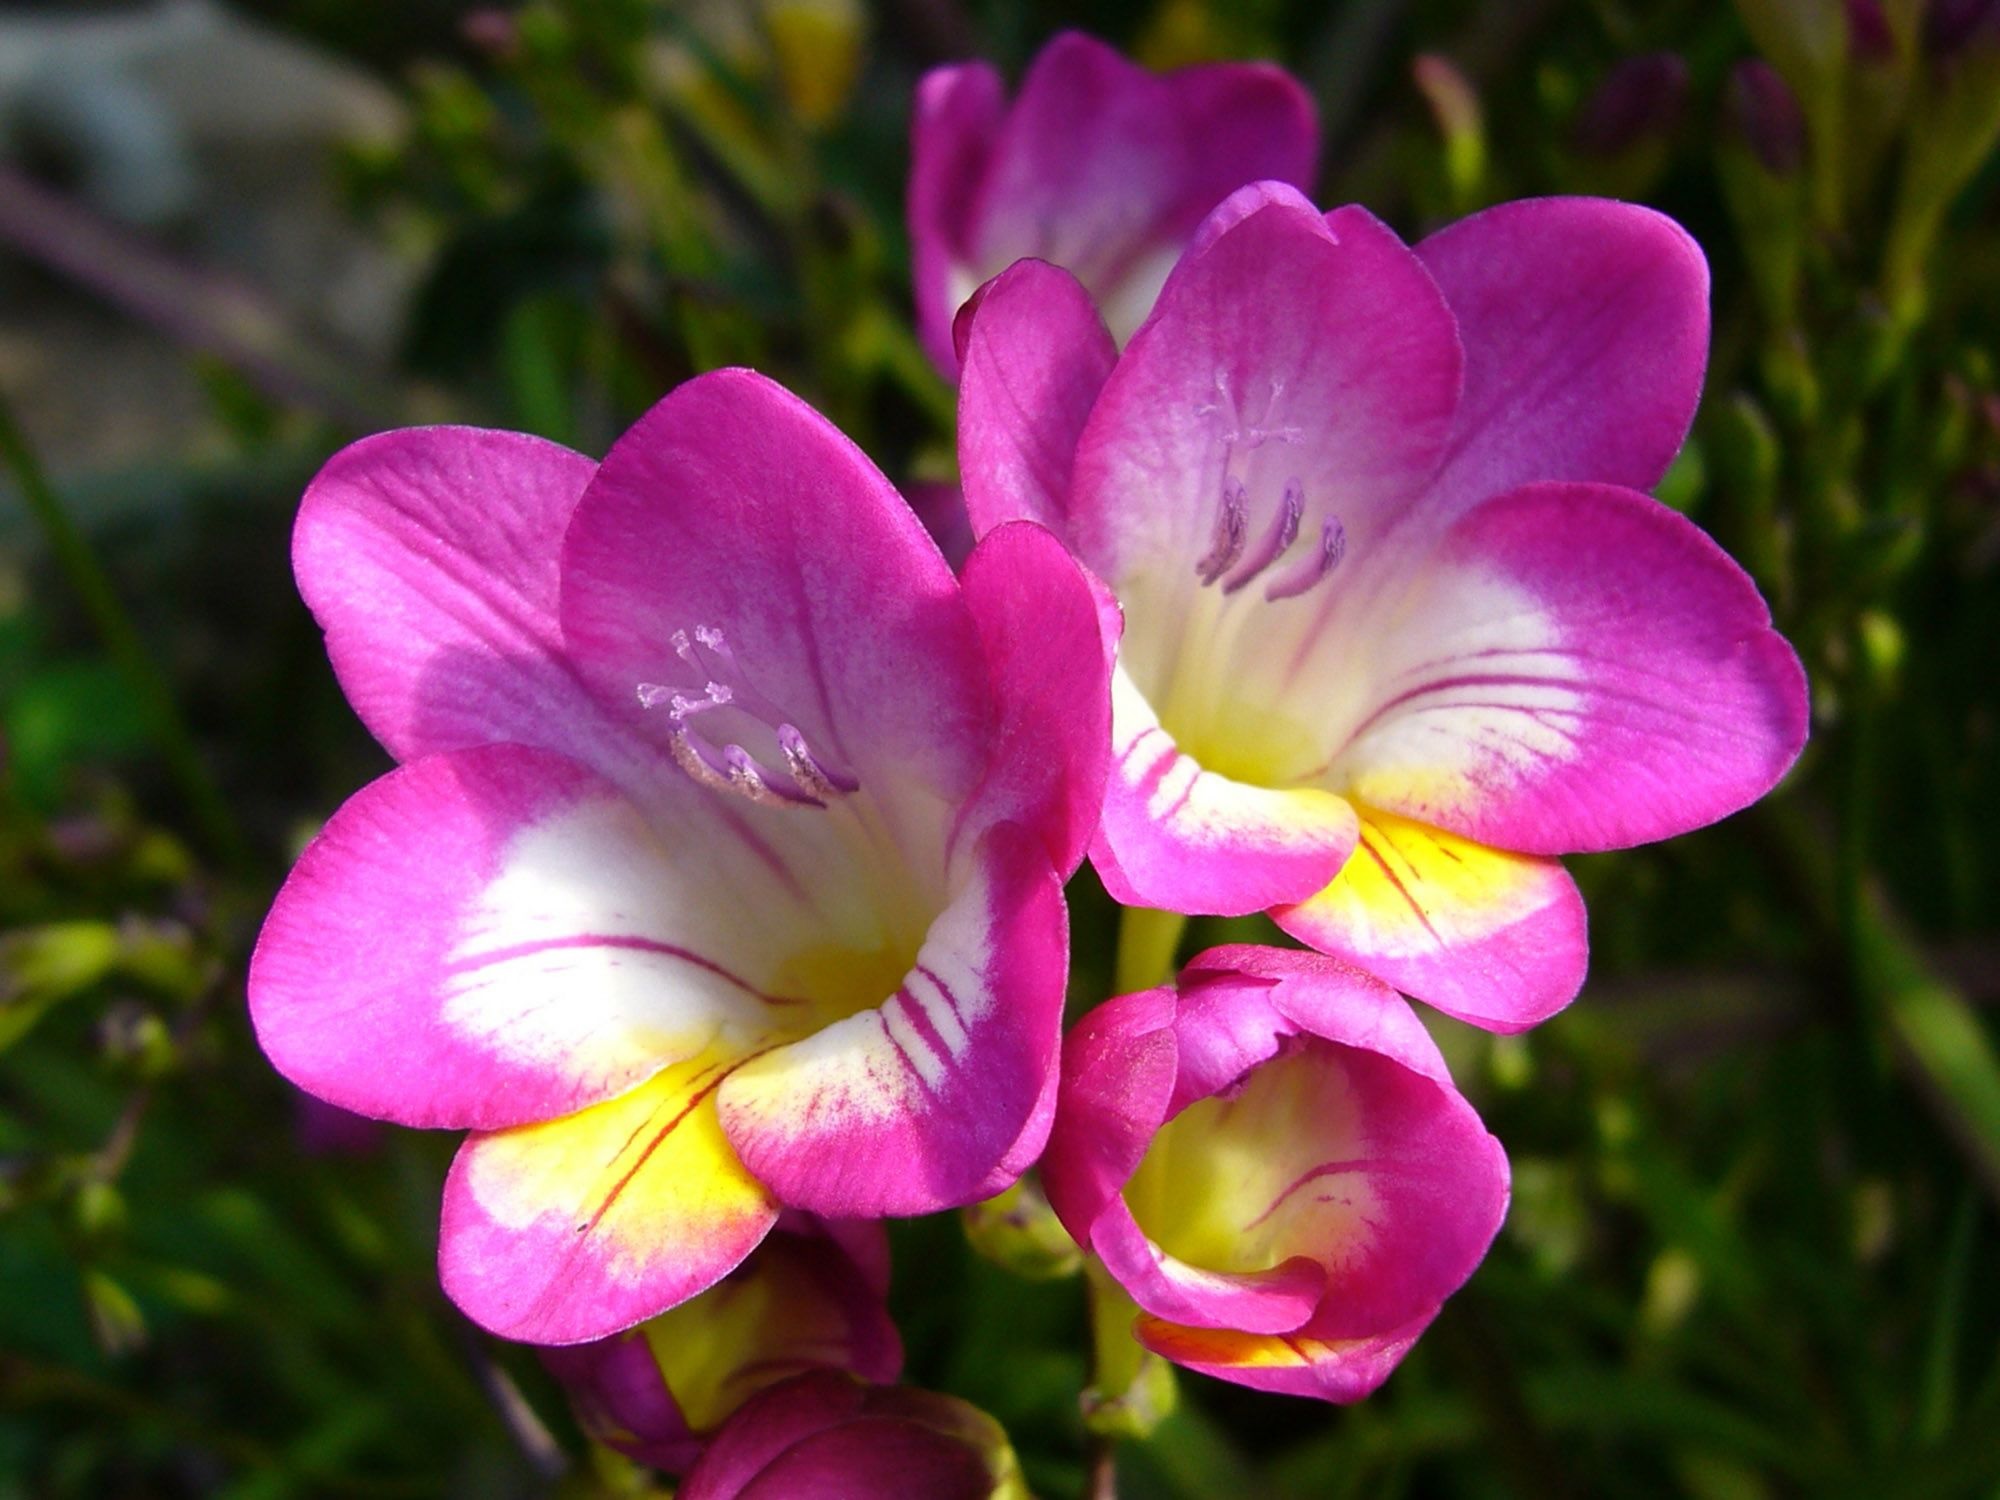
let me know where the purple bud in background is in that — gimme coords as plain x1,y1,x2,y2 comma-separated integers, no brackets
292,1087,385,1157
1846,0,1897,62
1572,53,1691,157
460,8,520,58
1927,0,2000,57
1726,59,1808,175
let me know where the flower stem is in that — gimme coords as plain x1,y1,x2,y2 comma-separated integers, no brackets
0,392,248,872
1113,906,1188,996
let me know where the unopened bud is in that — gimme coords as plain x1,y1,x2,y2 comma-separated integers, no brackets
460,8,519,59
1845,0,1897,62
1571,53,1690,157
1726,59,1808,175
1412,53,1485,205
962,1177,1082,1281
1927,0,2000,58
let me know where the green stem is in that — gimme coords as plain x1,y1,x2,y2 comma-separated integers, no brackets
1114,907,1188,996
0,392,247,871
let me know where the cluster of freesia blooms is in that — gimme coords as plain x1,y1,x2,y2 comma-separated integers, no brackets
249,31,1808,1493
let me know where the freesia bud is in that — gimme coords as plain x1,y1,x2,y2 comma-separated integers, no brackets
1571,52,1689,157
1845,0,1897,62
963,1176,1083,1280
1927,0,2000,57
540,1218,900,1474
1727,59,1808,175
1043,947,1511,1402
763,0,866,129
909,31,1318,372
678,1371,1028,1500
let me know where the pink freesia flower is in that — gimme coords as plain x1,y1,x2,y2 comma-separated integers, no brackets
679,1370,1028,1500
957,183,1811,1031
1042,945,1509,1401
541,1217,900,1474
248,368,1112,1343
909,30,1318,374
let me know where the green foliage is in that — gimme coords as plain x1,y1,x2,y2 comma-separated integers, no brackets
2,1,1998,1496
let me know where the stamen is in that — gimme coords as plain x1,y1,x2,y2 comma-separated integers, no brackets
1264,517,1347,602
779,724,861,798
640,625,859,808
1222,477,1303,594
1195,476,1249,584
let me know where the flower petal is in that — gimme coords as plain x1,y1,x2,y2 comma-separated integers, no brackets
1416,197,1710,512
1042,986,1179,1245
1274,808,1587,1032
681,1374,1007,1500
293,426,616,765
1134,1310,1436,1403
1087,1198,1327,1334
439,1050,781,1343
954,520,1116,876
561,369,991,832
1324,482,1810,855
249,744,804,1132
966,34,1319,345
717,824,1068,1217
957,259,1118,537
909,61,1008,372
1175,946,1444,1099
1069,189,1460,590
1121,1029,1507,1337
1092,670,1358,915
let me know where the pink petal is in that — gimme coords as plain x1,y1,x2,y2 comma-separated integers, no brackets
1068,189,1460,590
249,745,802,1131
1416,196,1710,514
293,426,619,765
1086,1197,1328,1334
560,369,992,829
1134,1307,1437,1402
963,34,1319,347
681,1374,1003,1500
909,61,1008,373
1275,811,1587,1032
1326,482,1810,855
956,259,1117,537
439,1050,781,1343
1091,672,1359,916
954,520,1115,877
1173,945,1443,1100
716,824,1069,1217
1041,986,1180,1245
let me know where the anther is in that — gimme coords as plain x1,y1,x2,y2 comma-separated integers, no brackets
779,724,861,799
1264,517,1347,602
1195,477,1249,585
1223,477,1303,594
641,624,859,808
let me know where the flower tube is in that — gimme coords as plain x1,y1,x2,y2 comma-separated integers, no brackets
957,182,1810,1030
1043,945,1508,1401
909,30,1317,372
249,368,1112,1342
541,1217,900,1473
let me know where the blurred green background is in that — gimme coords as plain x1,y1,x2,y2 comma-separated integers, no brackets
2,1,1999,1495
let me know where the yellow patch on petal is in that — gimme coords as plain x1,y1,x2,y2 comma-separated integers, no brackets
637,1236,855,1431
770,938,914,1034
1123,1043,1378,1277
462,1047,776,1285
1298,805,1557,957
1135,1318,1366,1371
